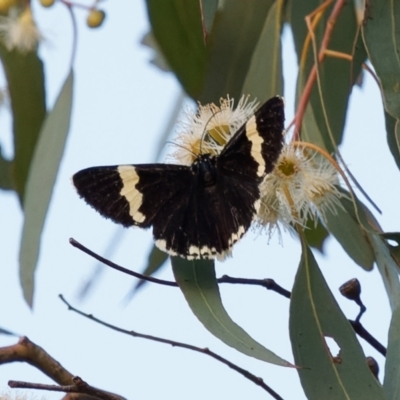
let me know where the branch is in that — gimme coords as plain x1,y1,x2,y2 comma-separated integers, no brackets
0,336,75,384
9,376,124,400
349,321,386,357
59,295,285,400
293,0,346,138
0,337,126,400
70,238,291,297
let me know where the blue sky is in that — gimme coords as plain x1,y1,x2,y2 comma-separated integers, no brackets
0,1,399,399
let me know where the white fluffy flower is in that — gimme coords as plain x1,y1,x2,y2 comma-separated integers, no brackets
0,7,42,53
170,95,258,165
258,144,343,231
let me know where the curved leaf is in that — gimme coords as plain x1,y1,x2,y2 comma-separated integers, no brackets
19,71,74,307
369,233,400,311
290,240,385,399
201,0,219,35
384,111,400,172
146,0,206,98
384,306,400,399
200,0,275,104
0,45,46,201
0,145,12,190
242,0,284,102
172,257,292,367
127,245,168,298
304,216,329,253
324,194,375,270
362,0,400,120
381,232,400,268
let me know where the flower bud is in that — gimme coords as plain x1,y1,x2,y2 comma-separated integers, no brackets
87,9,105,28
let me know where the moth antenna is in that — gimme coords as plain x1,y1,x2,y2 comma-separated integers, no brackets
198,108,224,155
165,140,197,158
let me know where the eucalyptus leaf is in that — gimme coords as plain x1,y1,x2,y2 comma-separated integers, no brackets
0,145,12,191
201,0,219,34
384,111,400,172
127,245,168,297
324,194,375,270
290,240,385,399
0,45,46,201
304,217,329,253
242,0,284,102
384,306,400,399
19,71,74,307
146,0,206,98
381,232,400,268
172,257,292,366
369,233,400,311
363,0,400,120
200,0,275,104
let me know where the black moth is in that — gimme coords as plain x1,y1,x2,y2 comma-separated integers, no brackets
73,96,285,260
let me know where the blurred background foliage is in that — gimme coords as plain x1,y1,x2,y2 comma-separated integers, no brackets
0,0,400,398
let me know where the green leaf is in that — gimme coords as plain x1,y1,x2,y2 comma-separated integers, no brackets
200,0,275,104
241,0,284,102
381,232,400,268
19,71,74,307
141,31,171,72
290,240,385,400
0,46,46,201
146,0,206,98
362,1,400,120
384,111,400,171
130,245,168,296
291,1,365,151
201,0,219,34
384,306,400,399
172,257,292,367
0,145,12,191
369,233,400,311
304,217,329,253
324,194,375,270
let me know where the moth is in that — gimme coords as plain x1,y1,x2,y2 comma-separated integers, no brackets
73,96,285,260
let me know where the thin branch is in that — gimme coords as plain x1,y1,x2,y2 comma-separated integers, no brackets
70,238,292,298
219,275,291,299
59,295,285,400
349,320,387,356
70,238,176,286
9,376,123,400
294,0,346,138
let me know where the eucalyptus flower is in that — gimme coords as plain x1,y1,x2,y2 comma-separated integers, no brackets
0,6,41,53
170,95,258,165
258,144,343,231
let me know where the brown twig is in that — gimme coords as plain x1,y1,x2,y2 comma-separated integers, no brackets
293,0,346,139
0,336,75,385
9,376,123,400
70,238,291,297
0,337,126,400
59,295,285,400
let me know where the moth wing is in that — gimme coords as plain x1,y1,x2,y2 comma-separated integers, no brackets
219,96,285,179
72,164,193,228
